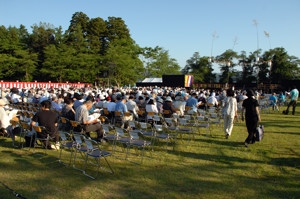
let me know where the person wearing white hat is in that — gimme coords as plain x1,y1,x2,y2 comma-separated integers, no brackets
163,96,176,118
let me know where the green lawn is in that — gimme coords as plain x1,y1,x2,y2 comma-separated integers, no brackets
0,105,299,199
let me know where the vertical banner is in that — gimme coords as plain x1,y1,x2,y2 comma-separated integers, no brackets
184,75,193,87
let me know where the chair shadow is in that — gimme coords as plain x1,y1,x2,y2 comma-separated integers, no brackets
269,157,300,168
271,131,300,136
193,138,243,147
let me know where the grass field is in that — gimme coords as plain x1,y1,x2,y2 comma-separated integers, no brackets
0,105,299,199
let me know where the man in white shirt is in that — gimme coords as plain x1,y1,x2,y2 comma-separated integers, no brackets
207,93,219,106
126,95,139,119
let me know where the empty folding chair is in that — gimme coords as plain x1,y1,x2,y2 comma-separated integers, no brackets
177,118,195,143
153,124,174,151
137,122,155,140
83,138,113,179
58,131,75,166
195,116,210,136
73,133,88,171
126,130,151,164
153,115,163,125
209,113,223,135
112,127,131,159
163,118,178,142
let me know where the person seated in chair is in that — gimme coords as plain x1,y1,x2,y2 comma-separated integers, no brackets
75,100,103,142
163,96,177,118
31,100,59,148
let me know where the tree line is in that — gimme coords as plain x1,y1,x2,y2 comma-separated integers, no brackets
0,12,299,86
182,48,299,85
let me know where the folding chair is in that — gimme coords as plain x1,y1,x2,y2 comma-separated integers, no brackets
73,134,88,171
195,116,210,136
177,118,195,143
32,125,50,155
126,130,151,164
146,112,155,124
102,124,117,151
137,110,146,122
208,113,223,135
114,111,124,127
9,118,20,146
112,127,131,159
83,138,113,179
163,110,171,118
153,124,174,151
20,121,34,149
137,122,155,141
99,116,110,124
163,118,178,143
103,110,113,124
58,131,75,166
59,117,70,132
69,120,84,135
153,115,163,125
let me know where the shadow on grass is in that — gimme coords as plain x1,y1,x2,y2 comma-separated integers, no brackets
269,157,300,168
168,150,264,164
193,137,243,147
271,131,300,136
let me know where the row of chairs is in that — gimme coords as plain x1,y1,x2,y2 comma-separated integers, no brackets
59,132,113,179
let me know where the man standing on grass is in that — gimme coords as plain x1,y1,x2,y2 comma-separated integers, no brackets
285,85,298,115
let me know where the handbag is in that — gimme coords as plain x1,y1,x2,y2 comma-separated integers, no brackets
255,124,264,141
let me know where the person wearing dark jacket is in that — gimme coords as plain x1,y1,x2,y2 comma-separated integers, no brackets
241,90,261,147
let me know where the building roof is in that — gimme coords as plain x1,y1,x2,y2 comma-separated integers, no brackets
142,78,162,83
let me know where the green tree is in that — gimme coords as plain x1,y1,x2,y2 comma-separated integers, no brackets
87,17,107,54
182,52,215,83
42,44,76,82
141,47,181,77
261,47,300,83
215,49,239,83
67,12,90,36
238,51,257,85
0,25,37,81
106,17,130,42
103,39,143,86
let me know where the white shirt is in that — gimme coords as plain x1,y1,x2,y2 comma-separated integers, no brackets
11,94,21,104
0,107,10,128
207,96,218,106
146,104,158,119
173,100,186,116
222,97,237,117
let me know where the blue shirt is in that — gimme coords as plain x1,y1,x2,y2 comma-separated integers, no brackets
186,97,198,112
115,101,128,115
269,96,277,105
278,94,285,102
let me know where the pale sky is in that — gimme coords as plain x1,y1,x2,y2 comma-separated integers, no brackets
1,0,299,73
